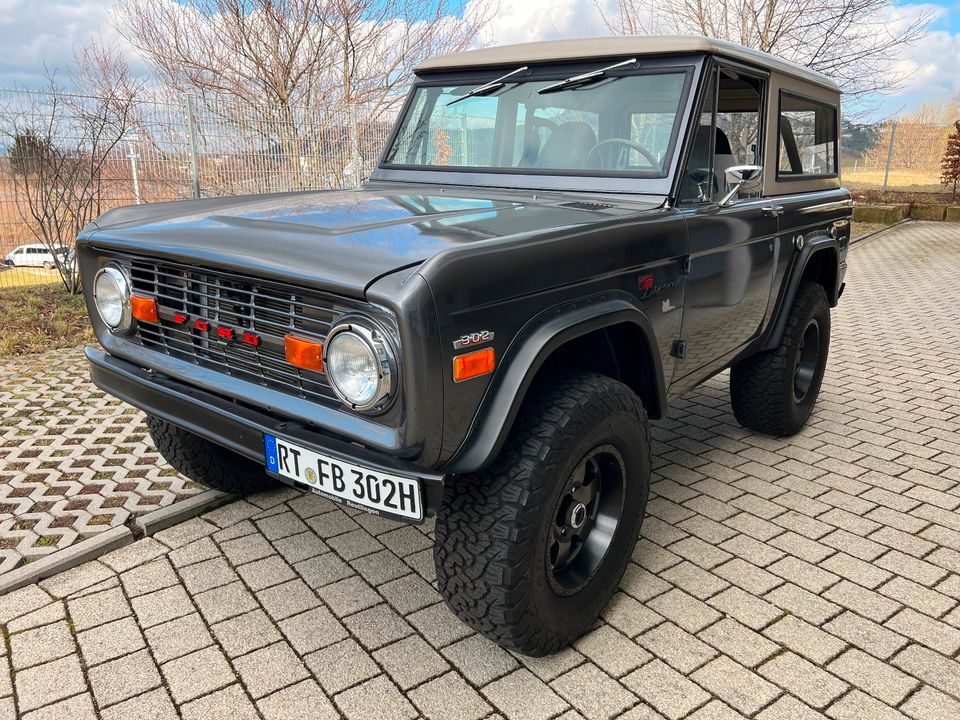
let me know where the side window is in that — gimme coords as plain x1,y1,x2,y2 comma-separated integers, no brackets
778,92,837,177
680,68,765,203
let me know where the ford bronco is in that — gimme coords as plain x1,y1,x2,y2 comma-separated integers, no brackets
79,36,850,656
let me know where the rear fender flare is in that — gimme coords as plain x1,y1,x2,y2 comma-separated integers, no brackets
762,237,839,351
445,292,665,474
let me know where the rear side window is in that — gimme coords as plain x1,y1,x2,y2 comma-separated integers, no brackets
778,92,837,178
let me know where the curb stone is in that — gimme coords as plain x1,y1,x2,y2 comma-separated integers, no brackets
0,492,233,595
850,218,911,246
0,526,132,595
135,490,234,537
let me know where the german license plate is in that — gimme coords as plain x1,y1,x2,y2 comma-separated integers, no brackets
264,434,423,522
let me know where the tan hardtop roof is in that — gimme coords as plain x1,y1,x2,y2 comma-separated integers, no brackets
416,35,840,93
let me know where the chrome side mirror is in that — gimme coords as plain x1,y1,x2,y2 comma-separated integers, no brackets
719,165,763,207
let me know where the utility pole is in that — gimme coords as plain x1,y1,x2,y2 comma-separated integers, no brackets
184,94,202,199
882,122,897,192
126,128,142,204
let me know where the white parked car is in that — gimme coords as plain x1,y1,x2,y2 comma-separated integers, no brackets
3,244,69,269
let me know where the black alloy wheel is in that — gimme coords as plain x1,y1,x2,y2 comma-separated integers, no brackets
547,445,625,595
793,319,821,402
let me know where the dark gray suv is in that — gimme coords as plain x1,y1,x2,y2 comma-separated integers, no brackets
79,35,850,655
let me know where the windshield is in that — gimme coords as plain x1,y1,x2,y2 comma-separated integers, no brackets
382,68,689,177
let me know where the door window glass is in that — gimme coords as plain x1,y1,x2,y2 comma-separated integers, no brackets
680,69,765,203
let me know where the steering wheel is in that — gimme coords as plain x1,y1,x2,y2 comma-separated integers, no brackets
586,138,659,171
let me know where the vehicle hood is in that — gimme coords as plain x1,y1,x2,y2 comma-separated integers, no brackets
81,184,662,298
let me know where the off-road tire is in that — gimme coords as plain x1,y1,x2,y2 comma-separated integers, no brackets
146,415,274,494
730,281,831,435
434,371,650,656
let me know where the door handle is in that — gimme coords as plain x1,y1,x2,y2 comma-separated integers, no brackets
762,205,784,217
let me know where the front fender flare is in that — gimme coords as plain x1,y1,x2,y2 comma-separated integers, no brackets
445,292,665,474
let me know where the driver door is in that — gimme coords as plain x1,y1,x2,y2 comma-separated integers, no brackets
674,65,778,381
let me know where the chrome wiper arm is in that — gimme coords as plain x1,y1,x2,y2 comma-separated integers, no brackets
538,57,638,94
446,66,529,106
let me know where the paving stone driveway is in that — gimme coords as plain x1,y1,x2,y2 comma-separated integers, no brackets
1,221,960,720
0,352,203,573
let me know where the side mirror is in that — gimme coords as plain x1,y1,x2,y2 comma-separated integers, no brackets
719,165,763,207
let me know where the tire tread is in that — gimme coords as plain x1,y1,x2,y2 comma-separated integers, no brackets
146,415,272,494
435,371,649,655
730,281,830,435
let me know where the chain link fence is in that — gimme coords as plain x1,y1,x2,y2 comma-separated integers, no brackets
0,87,394,289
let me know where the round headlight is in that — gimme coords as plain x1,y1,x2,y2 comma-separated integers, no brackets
325,321,396,412
93,265,131,332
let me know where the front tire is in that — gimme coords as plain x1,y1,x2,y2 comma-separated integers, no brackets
435,371,650,656
730,281,831,435
146,415,275,494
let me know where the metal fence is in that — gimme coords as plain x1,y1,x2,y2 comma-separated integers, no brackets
842,121,955,193
0,82,956,291
0,87,394,289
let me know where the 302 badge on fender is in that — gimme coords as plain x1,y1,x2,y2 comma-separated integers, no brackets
453,330,494,350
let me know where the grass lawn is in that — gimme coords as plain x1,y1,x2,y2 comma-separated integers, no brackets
0,283,95,357
0,266,63,288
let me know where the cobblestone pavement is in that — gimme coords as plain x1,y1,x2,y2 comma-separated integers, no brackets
0,352,203,573
1,221,960,719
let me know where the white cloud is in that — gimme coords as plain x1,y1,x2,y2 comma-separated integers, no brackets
0,0,147,87
468,0,612,45
880,28,960,115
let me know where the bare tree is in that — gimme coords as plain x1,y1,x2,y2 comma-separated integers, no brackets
600,0,931,104
324,0,490,113
859,95,960,178
2,42,140,293
117,1,332,109
320,0,490,182
115,0,489,186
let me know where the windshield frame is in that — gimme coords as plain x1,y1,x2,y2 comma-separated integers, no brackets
372,55,705,194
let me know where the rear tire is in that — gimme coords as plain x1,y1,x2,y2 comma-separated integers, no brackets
434,371,650,656
730,281,831,435
146,415,275,494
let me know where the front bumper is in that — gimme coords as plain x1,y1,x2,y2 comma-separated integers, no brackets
86,347,446,520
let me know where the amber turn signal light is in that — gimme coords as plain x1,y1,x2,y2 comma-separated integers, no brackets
130,294,159,323
285,335,324,372
453,347,495,382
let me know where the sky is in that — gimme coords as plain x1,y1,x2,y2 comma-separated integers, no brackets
0,0,957,121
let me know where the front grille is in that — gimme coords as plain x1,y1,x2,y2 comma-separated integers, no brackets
122,255,371,405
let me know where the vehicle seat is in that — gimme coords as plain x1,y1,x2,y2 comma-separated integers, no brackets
535,121,597,169
714,128,738,191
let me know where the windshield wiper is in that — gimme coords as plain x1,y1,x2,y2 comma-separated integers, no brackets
446,65,529,106
538,58,637,94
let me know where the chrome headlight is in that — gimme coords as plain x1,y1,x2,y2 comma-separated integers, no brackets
325,319,396,412
93,264,132,332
